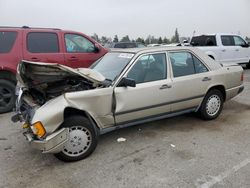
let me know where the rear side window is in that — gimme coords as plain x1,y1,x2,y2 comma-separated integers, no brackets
191,36,216,46
221,36,234,46
27,32,59,53
0,31,17,53
169,52,208,77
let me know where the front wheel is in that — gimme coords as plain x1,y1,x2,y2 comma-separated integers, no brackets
0,79,16,114
199,89,224,120
54,116,98,162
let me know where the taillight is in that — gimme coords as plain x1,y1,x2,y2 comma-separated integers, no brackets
241,72,244,81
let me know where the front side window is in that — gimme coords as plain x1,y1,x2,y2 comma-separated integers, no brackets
233,36,246,46
127,53,167,83
27,32,59,53
221,36,234,46
0,31,17,53
65,34,95,53
169,52,208,77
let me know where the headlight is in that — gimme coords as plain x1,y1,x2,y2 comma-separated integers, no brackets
31,121,46,138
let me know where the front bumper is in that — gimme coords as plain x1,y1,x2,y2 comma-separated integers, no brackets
24,128,69,153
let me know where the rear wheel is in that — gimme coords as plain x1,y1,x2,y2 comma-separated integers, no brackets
54,116,98,162
199,89,224,120
0,79,16,113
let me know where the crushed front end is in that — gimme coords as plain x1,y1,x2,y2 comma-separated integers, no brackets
11,60,107,153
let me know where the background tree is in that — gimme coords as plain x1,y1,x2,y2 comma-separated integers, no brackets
163,37,170,44
91,33,99,42
120,35,130,42
113,35,119,42
245,36,250,43
158,37,163,44
136,37,145,44
171,28,180,43
100,36,109,44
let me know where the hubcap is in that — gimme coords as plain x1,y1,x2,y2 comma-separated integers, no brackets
63,126,92,157
206,94,221,116
0,86,13,108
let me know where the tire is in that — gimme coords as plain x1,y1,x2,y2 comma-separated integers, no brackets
54,116,98,162
0,79,16,113
246,62,250,69
199,89,224,120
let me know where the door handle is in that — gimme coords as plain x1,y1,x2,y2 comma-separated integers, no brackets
235,49,239,51
160,84,172,89
202,77,211,81
31,57,40,62
68,56,78,61
222,49,226,52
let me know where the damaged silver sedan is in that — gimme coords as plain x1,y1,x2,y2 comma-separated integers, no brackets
12,47,244,162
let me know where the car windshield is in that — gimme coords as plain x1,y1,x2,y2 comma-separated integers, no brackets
91,52,134,81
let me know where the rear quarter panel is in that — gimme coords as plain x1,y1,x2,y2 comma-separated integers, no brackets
208,65,243,100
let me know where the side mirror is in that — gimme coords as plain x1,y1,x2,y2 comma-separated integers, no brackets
94,43,100,52
241,43,249,48
118,77,136,87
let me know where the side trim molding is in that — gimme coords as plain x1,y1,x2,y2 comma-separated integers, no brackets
100,107,197,134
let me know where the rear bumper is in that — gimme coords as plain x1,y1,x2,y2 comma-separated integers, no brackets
24,128,69,154
238,85,244,94
226,85,244,100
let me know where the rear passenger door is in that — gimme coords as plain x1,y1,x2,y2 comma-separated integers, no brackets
168,51,211,112
23,30,65,64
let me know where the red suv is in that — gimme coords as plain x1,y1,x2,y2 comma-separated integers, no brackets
0,26,108,113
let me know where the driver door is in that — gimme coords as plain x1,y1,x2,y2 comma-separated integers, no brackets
114,53,172,124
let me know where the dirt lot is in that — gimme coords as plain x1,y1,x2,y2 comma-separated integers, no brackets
0,69,250,188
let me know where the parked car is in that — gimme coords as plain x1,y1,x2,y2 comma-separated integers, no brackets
105,42,146,48
190,33,250,68
12,46,244,162
147,44,161,47
0,26,108,113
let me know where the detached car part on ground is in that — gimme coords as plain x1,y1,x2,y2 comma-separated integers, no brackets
12,47,244,162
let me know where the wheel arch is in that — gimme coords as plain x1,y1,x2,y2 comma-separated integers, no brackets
63,107,100,136
196,84,226,112
205,51,217,60
0,70,16,83
206,85,226,101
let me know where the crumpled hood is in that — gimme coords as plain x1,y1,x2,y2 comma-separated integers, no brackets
17,60,106,86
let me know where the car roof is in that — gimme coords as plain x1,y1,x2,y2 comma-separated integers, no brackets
110,46,222,70
193,33,241,37
111,46,196,54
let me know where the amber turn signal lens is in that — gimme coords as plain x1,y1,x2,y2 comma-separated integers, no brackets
32,121,46,138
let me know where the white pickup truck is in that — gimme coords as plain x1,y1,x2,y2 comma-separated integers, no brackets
190,33,250,68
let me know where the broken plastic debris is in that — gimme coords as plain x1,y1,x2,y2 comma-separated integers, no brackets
117,137,126,142
170,144,176,148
